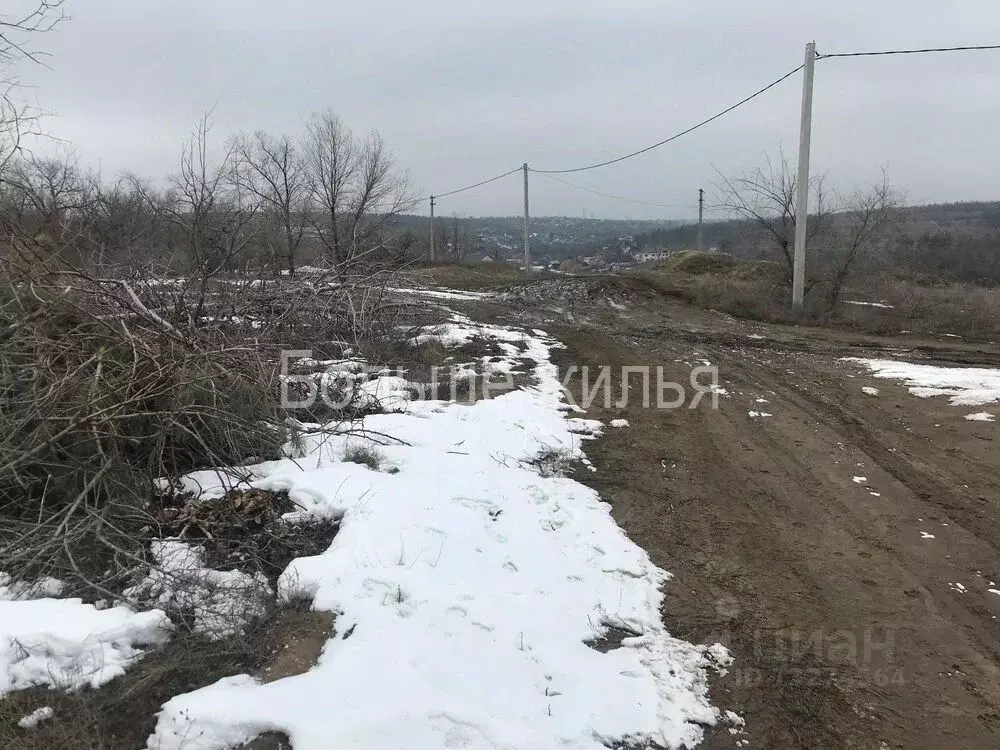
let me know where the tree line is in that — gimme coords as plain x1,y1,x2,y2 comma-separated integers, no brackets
1,109,414,278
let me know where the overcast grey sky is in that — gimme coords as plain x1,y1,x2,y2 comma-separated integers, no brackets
14,0,1000,219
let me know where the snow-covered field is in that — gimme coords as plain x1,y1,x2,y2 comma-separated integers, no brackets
2,318,730,749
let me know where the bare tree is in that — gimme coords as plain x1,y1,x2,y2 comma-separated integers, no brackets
715,152,829,289
83,175,166,269
302,109,413,269
716,153,897,308
823,173,900,307
0,0,65,65
0,149,98,271
302,109,356,266
0,1,65,177
233,130,308,275
345,130,413,261
160,114,261,274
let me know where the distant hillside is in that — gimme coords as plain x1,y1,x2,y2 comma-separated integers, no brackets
905,201,1000,228
633,201,1000,250
631,201,1000,283
392,214,684,261
390,203,1000,280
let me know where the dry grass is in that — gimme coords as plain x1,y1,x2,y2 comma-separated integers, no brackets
652,250,739,275
342,442,384,470
637,262,1000,341
417,262,536,290
638,270,803,323
865,280,1000,339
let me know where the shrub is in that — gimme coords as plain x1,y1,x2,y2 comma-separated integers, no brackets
0,251,404,600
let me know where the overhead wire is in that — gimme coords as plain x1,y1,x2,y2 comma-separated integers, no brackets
426,44,1000,204
818,44,1000,59
431,166,522,200
533,171,719,211
531,64,805,174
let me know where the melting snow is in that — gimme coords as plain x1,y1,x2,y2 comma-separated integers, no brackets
0,595,170,694
965,412,995,422
861,387,880,397
852,476,867,484
17,706,54,729
146,324,729,750
845,358,1000,407
388,287,492,302
845,300,894,309
610,418,630,428
125,541,271,639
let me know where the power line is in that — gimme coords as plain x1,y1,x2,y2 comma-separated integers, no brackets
534,171,716,211
532,64,804,175
424,43,1000,206
818,44,1000,59
432,166,522,200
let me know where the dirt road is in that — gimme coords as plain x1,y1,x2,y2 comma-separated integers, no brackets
476,277,1000,748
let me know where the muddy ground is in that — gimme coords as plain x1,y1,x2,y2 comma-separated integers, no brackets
462,275,1000,749
10,271,995,749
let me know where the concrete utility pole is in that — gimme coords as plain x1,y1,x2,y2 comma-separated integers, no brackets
792,41,817,308
697,188,704,252
522,163,531,270
429,195,436,263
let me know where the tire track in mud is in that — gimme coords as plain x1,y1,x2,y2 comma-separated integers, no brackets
547,327,885,749
543,314,1000,749
726,346,1000,546
710,345,1000,673
468,285,1000,748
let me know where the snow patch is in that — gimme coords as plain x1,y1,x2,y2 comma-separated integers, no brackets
125,541,271,639
965,412,995,422
17,706,54,729
146,324,728,750
388,287,492,302
0,599,170,694
845,300,894,309
0,574,64,601
846,358,1000,407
